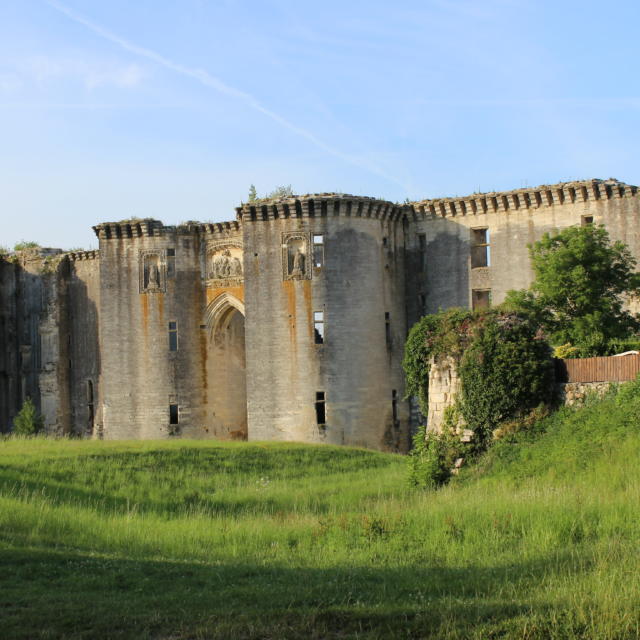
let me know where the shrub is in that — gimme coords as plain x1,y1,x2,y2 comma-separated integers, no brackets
13,241,40,252
12,398,44,436
459,313,554,444
407,425,461,489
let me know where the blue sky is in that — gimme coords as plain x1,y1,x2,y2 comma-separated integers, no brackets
1,0,640,249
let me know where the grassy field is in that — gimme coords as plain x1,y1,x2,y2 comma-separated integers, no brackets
2,385,640,639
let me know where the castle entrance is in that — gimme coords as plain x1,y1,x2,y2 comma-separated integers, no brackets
204,294,247,440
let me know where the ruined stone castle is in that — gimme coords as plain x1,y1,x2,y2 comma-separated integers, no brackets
1,178,639,451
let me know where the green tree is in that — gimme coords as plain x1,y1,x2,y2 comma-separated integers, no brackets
12,397,44,436
247,184,258,202
504,224,640,355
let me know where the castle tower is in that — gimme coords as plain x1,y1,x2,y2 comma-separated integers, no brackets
93,220,207,439
238,195,411,451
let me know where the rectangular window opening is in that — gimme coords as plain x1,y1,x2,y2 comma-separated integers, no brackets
418,294,427,316
471,228,490,268
472,289,491,310
167,248,176,278
581,215,594,226
392,389,398,425
418,233,427,272
385,312,391,348
315,391,326,426
313,234,324,268
314,311,324,344
169,404,179,425
87,380,94,431
169,321,178,351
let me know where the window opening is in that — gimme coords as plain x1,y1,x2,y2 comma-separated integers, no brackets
313,234,324,268
383,236,388,248
385,312,391,348
581,215,594,226
167,248,176,278
314,311,324,344
472,289,491,310
315,392,326,426
418,233,427,271
169,404,179,425
169,321,178,351
392,389,398,424
87,380,94,431
471,228,490,268
418,294,427,315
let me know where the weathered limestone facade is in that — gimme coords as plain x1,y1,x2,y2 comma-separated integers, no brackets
2,178,639,451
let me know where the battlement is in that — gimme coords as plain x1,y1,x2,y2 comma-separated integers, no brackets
93,218,242,240
235,193,405,222
92,218,166,239
408,178,638,219
66,250,99,261
183,220,242,238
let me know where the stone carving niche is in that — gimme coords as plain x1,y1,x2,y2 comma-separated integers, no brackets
282,232,311,280
139,250,166,293
206,242,243,286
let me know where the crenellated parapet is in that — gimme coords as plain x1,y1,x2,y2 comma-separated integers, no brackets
235,193,406,223
92,218,242,241
92,219,166,240
66,250,99,261
190,220,242,239
408,178,639,220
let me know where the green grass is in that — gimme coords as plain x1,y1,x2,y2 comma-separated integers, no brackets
2,384,640,639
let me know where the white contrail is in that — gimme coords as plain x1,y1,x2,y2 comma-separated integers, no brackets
45,0,410,192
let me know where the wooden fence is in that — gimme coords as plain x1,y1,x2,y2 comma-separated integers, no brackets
556,354,640,383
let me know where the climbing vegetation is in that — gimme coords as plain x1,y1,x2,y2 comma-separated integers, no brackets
404,308,554,486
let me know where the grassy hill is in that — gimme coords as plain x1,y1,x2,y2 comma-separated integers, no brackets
1,383,640,639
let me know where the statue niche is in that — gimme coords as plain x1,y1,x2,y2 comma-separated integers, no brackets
282,232,311,280
139,251,166,293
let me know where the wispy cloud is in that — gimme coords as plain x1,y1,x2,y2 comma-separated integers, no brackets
24,55,144,90
45,0,410,192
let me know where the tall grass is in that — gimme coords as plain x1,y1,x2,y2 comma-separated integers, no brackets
2,384,640,638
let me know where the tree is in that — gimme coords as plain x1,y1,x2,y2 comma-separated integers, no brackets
247,184,258,202
12,397,44,436
504,224,640,355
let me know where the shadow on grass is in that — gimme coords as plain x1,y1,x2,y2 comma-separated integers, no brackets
0,545,594,640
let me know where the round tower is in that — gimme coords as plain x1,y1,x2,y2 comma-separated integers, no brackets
239,194,410,451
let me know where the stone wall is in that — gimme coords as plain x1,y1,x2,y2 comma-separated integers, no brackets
66,252,101,435
0,250,74,433
405,179,640,324
426,355,460,434
557,382,614,407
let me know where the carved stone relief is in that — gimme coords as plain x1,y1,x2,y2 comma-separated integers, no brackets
282,232,311,280
206,242,243,286
139,250,167,293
